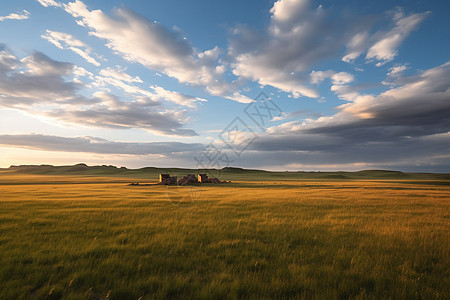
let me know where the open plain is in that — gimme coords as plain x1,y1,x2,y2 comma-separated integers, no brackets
0,167,449,299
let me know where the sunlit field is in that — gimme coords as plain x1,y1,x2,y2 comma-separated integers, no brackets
0,172,449,299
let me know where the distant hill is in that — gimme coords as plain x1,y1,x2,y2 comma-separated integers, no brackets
1,164,449,181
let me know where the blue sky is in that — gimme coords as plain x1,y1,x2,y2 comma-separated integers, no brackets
0,0,449,171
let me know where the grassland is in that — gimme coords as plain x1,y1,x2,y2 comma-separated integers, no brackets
0,167,449,299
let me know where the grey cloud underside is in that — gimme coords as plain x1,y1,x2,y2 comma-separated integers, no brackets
44,108,197,136
247,62,450,170
0,45,197,136
0,134,204,155
237,143,449,173
1,57,448,171
1,132,448,172
0,51,78,105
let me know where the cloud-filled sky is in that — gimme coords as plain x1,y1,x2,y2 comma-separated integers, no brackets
0,0,449,172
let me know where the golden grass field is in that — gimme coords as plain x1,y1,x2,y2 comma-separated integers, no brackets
0,172,449,299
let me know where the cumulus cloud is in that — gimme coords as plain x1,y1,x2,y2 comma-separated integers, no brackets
310,70,354,85
230,0,421,98
230,0,332,98
0,10,30,21
0,44,197,136
310,70,335,84
309,70,357,101
0,134,204,155
41,30,101,66
331,72,354,85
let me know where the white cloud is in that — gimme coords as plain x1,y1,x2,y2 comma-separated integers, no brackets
262,61,450,145
330,85,361,102
243,62,450,171
0,44,197,136
310,70,334,84
40,0,431,103
342,32,369,63
0,10,30,21
328,72,359,101
48,0,251,103
92,66,206,108
73,66,93,79
310,70,354,86
230,0,368,99
41,30,101,66
366,10,430,65
233,54,319,98
93,68,152,97
266,120,303,134
270,0,310,24
341,9,430,66
150,86,206,109
230,0,327,98
331,72,354,85
339,61,450,119
272,109,322,121
387,64,408,77
37,0,61,7
99,67,142,83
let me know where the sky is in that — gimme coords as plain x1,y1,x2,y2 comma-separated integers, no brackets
0,0,449,172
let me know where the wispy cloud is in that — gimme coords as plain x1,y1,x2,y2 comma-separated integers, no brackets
39,0,253,103
366,10,430,65
343,9,430,65
271,109,323,121
149,86,207,109
36,0,61,7
92,66,207,109
0,9,30,21
41,30,101,66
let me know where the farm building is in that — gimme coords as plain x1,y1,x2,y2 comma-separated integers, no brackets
198,174,208,183
159,174,170,182
158,174,177,185
157,173,227,185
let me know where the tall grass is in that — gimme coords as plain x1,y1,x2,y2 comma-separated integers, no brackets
0,176,448,299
